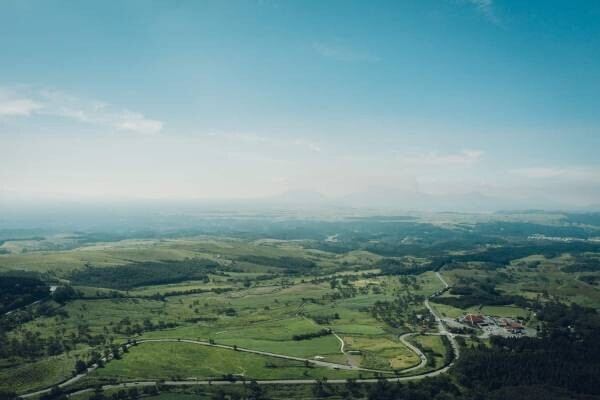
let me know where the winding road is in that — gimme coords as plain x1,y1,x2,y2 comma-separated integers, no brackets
135,338,392,373
54,360,460,400
397,333,428,373
20,272,459,399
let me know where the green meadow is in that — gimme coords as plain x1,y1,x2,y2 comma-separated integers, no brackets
2,218,599,397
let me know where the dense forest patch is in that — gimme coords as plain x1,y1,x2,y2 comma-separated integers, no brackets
377,241,600,278
561,254,600,273
236,255,316,273
0,273,49,314
69,259,219,290
432,283,531,309
454,303,600,396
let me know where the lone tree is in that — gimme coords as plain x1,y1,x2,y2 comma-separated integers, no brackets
74,359,87,375
247,380,264,400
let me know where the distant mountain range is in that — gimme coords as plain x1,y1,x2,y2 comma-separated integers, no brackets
1,187,597,232
261,187,583,213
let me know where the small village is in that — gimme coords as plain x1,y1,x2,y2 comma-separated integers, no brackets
454,313,534,338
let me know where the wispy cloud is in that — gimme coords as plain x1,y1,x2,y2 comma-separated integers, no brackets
396,149,483,167
0,87,163,135
0,99,43,116
206,132,322,153
206,132,268,142
510,166,600,181
312,41,380,63
293,139,321,153
112,111,163,135
466,0,500,25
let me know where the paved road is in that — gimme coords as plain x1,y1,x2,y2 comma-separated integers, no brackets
20,335,436,399
20,271,459,399
435,272,450,289
21,337,394,399
63,362,459,400
136,338,391,373
397,333,427,373
20,348,124,399
3,300,41,316
4,286,57,316
428,272,460,363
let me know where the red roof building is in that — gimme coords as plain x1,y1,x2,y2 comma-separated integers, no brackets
464,314,485,325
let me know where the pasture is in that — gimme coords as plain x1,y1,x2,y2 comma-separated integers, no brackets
3,225,598,397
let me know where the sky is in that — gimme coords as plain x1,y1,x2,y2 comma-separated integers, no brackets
1,0,599,209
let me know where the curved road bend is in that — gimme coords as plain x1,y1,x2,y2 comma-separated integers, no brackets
137,338,392,373
64,361,457,400
21,337,396,399
397,333,427,374
20,271,459,399
331,331,357,367
332,332,346,353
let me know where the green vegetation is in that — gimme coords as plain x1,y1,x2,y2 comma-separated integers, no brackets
236,255,316,274
1,211,600,399
455,302,600,396
70,259,219,290
0,273,49,314
90,341,361,381
410,335,446,370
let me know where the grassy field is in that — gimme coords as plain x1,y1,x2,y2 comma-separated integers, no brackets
409,335,446,371
429,302,464,319
445,258,600,308
475,305,531,318
343,336,419,370
0,346,91,394
3,230,599,397
0,237,315,276
89,341,363,381
431,302,531,319
1,237,432,394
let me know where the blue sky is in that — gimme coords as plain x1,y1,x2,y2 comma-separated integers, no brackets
1,0,599,207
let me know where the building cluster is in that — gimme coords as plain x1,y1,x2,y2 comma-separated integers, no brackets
459,313,525,334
